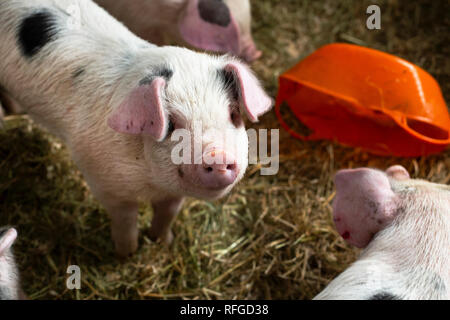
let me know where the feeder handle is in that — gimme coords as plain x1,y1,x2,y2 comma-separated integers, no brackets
387,112,450,145
275,101,317,141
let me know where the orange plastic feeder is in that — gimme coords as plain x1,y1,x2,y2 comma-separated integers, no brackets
275,43,450,157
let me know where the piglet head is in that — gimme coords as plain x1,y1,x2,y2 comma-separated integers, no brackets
108,48,272,200
175,59,272,198
332,166,408,248
0,227,17,257
178,0,261,62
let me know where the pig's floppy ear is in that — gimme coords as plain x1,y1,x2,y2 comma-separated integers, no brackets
332,169,401,248
223,62,273,122
0,228,17,256
108,77,168,141
386,165,410,181
178,0,241,55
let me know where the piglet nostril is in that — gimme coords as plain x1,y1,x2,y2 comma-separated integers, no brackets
195,151,239,189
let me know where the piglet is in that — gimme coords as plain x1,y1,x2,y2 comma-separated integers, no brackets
0,227,24,300
95,0,262,62
0,0,272,258
315,166,450,300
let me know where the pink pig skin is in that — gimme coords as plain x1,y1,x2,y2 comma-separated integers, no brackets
178,0,241,56
95,0,261,62
333,168,399,248
315,166,450,300
107,78,168,141
0,228,25,300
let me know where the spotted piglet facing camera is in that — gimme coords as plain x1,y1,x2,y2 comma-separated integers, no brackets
0,0,272,258
0,227,25,300
315,166,450,300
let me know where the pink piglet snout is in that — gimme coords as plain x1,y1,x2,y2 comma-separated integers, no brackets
197,149,239,190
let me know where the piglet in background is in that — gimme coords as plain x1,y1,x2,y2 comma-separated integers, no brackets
95,0,262,62
0,227,25,300
315,166,450,300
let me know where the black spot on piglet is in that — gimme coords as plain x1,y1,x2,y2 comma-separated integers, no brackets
18,9,58,58
139,67,173,86
369,292,400,300
219,69,240,101
198,0,231,27
155,68,173,80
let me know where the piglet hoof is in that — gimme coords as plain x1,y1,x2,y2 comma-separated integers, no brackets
114,239,138,259
148,228,174,246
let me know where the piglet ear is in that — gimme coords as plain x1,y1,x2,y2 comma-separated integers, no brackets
224,62,273,122
108,78,168,141
0,228,17,256
332,168,400,248
386,165,410,181
178,0,241,55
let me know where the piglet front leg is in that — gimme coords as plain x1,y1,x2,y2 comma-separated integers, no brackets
105,201,139,258
148,197,184,245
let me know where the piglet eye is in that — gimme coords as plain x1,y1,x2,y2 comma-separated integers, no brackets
167,119,175,136
230,108,243,128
